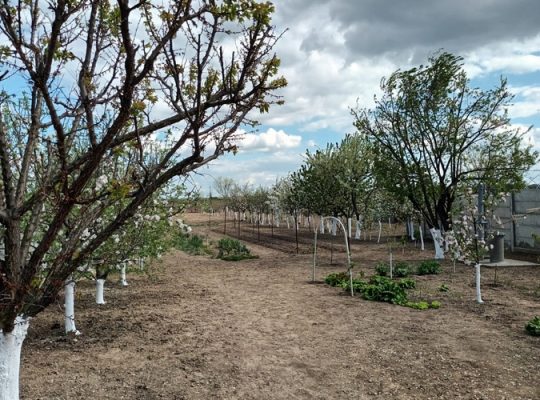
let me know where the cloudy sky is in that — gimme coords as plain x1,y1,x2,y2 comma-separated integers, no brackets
193,0,540,193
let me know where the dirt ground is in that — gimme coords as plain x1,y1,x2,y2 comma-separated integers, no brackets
20,213,540,399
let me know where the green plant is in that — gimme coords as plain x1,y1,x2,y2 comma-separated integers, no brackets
430,301,441,309
406,301,430,310
361,276,408,305
374,262,390,276
172,233,211,255
394,261,411,277
438,283,450,292
217,238,257,261
325,272,350,287
398,277,416,289
340,278,368,293
405,300,441,310
416,260,441,275
525,316,540,336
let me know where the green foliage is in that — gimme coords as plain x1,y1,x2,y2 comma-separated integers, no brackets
217,238,256,261
374,262,390,276
398,277,416,289
354,51,538,231
525,316,540,336
325,272,349,287
394,262,411,277
416,260,441,275
360,276,408,305
375,261,410,277
405,300,441,310
172,233,210,256
340,278,368,293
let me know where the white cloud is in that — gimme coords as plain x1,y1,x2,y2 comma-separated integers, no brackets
509,85,540,119
239,128,302,152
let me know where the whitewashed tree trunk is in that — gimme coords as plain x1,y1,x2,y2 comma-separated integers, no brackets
377,220,382,243
419,221,425,251
319,217,325,234
326,219,331,233
96,279,106,304
331,219,337,236
355,218,361,240
64,277,80,335
286,216,290,229
347,218,352,238
120,263,128,287
0,316,30,400
430,228,445,259
475,263,484,304
409,219,415,240
389,251,393,279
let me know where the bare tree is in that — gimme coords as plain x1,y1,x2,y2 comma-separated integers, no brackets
0,1,285,397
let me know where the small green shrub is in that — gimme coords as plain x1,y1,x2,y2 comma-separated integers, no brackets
361,276,408,305
398,277,416,289
394,262,411,277
217,238,256,261
374,262,390,276
438,283,450,292
325,272,349,287
525,316,540,336
416,260,441,275
172,233,210,255
405,301,441,310
430,300,441,309
340,278,368,292
406,301,430,310
375,261,410,277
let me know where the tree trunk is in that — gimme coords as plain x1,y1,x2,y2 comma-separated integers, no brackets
120,263,129,287
355,217,361,240
475,263,484,304
64,277,80,335
0,316,30,400
377,220,382,243
419,221,425,251
96,279,106,304
430,228,445,259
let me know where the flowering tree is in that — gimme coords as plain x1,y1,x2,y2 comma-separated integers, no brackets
0,1,285,397
446,187,505,303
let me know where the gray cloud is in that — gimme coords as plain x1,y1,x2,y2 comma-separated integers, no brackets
275,0,540,60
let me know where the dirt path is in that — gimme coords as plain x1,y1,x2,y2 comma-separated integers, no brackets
20,214,540,399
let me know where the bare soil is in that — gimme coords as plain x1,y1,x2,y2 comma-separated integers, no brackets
21,213,540,399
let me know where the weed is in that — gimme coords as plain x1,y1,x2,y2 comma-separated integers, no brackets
525,316,540,336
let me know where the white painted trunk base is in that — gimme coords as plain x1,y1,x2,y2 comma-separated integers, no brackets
96,279,106,304
319,217,324,234
419,223,425,251
377,220,382,243
355,219,361,240
0,316,30,400
64,279,80,335
347,218,352,238
475,263,484,304
430,228,445,259
120,265,129,287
